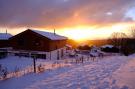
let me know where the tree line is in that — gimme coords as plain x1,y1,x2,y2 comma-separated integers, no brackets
108,26,135,56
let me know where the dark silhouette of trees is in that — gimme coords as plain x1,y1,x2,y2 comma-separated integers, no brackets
108,32,128,55
126,26,135,55
108,32,127,47
108,26,135,55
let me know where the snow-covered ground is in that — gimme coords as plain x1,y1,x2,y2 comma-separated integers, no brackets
0,55,135,89
0,56,33,72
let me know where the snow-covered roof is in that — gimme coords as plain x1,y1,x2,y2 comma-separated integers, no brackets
66,44,72,48
0,33,12,40
29,29,67,40
101,45,114,48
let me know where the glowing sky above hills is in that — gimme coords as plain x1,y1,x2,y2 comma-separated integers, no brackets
0,0,135,40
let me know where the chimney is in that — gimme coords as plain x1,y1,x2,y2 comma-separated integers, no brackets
6,29,7,34
54,29,56,35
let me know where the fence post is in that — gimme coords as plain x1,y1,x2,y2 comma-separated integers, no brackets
33,57,37,73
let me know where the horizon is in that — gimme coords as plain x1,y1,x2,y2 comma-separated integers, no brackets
0,23,133,41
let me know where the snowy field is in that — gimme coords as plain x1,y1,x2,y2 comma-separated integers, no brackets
0,55,135,89
0,56,33,72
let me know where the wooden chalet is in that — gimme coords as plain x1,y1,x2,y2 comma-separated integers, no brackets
9,29,68,60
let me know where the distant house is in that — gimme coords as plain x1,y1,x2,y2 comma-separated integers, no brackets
101,45,119,53
101,45,114,49
9,29,68,60
0,33,12,48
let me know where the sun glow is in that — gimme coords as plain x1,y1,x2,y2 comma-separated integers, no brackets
60,26,96,41
57,23,134,41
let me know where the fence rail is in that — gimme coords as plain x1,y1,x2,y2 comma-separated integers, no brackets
0,62,71,81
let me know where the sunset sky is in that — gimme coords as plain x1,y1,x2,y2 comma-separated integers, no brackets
0,0,135,41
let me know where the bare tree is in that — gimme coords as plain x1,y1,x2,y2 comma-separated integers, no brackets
108,27,135,55
130,26,135,38
108,32,128,53
108,32,127,46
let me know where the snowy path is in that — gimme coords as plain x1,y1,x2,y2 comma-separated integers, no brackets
0,55,135,89
111,56,135,89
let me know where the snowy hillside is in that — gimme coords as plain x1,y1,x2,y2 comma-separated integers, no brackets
0,55,135,89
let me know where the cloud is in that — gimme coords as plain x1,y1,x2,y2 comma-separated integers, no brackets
0,0,135,29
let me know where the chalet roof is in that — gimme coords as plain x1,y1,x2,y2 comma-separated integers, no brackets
29,29,67,40
0,33,12,40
